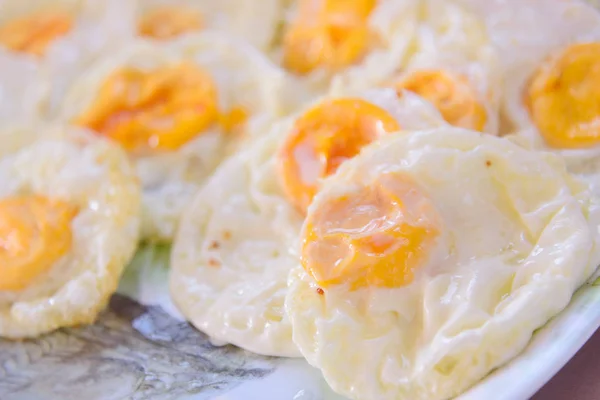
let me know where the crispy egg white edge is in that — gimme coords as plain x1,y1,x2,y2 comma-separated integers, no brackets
169,89,446,357
58,32,287,241
286,127,600,400
0,125,141,338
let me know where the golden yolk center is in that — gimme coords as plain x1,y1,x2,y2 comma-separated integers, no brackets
525,42,600,149
76,63,219,153
301,173,440,290
282,0,376,75
0,11,73,56
395,69,487,131
219,106,249,138
0,195,77,292
138,6,203,40
278,98,400,213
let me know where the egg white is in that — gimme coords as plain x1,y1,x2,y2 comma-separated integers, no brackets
0,51,46,128
169,89,446,357
286,128,600,400
0,125,140,338
59,32,287,242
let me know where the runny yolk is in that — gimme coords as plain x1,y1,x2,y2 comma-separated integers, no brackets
525,42,600,149
75,63,219,153
0,11,73,56
301,173,440,290
0,195,77,292
138,6,203,40
395,69,487,131
278,98,400,213
282,0,377,75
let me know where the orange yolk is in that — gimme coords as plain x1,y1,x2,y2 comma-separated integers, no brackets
0,195,77,292
395,70,487,131
278,98,400,213
219,106,249,136
76,63,219,153
525,42,600,149
138,6,203,40
301,173,440,290
0,11,73,56
282,0,376,75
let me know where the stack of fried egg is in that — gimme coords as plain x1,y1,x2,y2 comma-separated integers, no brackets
1,1,599,399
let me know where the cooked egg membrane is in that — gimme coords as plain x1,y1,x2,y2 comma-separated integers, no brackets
286,128,600,400
132,0,285,50
0,125,140,338
59,32,286,242
460,0,600,183
170,89,447,357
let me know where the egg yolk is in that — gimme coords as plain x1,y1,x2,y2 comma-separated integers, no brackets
282,0,376,75
76,63,219,153
0,195,77,292
525,42,600,149
395,70,487,131
0,11,73,56
302,173,440,290
278,98,400,213
219,106,249,136
138,6,203,40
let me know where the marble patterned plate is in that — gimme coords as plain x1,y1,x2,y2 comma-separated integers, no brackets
2,244,600,400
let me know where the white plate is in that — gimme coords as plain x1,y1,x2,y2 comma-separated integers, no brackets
118,246,600,400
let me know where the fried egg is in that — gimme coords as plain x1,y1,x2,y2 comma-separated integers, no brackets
0,125,140,338
275,0,420,98
59,32,286,242
170,89,446,357
323,0,500,134
386,0,500,134
286,127,600,400
276,0,500,125
465,0,600,181
0,0,80,58
0,0,135,118
133,0,284,50
0,0,133,58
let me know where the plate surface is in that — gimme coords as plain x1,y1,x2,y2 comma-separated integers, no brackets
2,245,599,400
